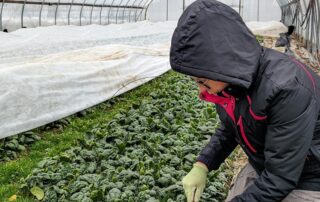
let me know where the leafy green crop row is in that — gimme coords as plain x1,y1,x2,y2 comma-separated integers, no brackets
0,132,41,162
0,118,74,163
21,73,233,201
0,106,99,163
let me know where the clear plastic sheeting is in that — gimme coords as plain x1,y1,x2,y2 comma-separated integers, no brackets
146,0,281,22
277,0,320,63
0,0,154,32
0,21,176,139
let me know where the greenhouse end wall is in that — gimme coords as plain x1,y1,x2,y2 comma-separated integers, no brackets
146,0,281,22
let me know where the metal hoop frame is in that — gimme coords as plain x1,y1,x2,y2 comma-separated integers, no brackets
0,0,154,30
277,0,320,64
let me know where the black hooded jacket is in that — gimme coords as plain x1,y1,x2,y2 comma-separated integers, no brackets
170,0,320,201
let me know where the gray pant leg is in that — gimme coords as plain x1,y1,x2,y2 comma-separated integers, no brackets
225,163,257,202
224,163,320,202
282,190,320,202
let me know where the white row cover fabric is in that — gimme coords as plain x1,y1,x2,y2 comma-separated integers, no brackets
0,21,176,139
0,20,286,139
0,21,176,58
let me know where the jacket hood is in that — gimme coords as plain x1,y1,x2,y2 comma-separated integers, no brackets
170,0,263,89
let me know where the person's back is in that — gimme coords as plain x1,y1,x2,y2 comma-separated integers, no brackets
244,46,320,189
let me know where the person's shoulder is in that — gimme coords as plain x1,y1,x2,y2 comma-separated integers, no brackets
260,48,311,91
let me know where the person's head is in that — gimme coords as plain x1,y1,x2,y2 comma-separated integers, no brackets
170,0,262,91
192,77,229,95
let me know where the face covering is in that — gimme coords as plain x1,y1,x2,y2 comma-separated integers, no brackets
199,90,236,123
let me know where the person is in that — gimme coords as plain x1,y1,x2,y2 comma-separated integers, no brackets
169,0,320,201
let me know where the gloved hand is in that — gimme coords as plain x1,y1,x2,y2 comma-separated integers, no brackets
182,162,209,202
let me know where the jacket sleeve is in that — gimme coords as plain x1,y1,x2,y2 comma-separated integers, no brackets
197,119,238,171
232,86,318,202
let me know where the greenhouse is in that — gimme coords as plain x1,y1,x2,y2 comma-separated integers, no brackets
0,0,320,201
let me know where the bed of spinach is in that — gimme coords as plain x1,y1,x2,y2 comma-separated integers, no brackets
0,132,41,162
21,73,233,202
0,117,73,163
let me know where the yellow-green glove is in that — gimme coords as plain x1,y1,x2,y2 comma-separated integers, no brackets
182,162,209,202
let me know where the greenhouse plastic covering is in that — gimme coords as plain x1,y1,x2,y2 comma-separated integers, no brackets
277,0,320,63
0,0,154,31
